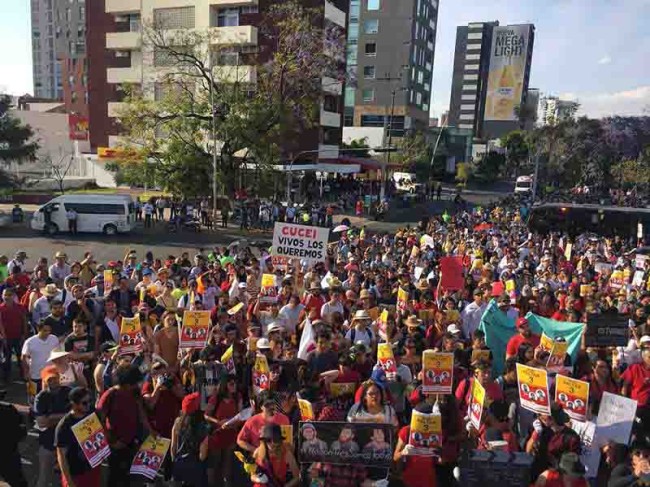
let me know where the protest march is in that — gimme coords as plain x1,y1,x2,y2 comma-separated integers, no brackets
1,198,650,487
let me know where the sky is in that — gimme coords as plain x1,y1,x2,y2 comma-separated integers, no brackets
1,0,649,120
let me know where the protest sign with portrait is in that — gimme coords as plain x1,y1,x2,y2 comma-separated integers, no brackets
408,410,442,456
422,351,454,394
71,412,111,468
180,310,210,348
130,435,170,480
119,315,143,355
555,375,589,422
516,363,550,414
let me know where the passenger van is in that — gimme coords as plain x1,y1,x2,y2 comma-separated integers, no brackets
514,175,534,194
31,194,136,235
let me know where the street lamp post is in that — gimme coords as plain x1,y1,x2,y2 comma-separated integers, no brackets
428,122,447,199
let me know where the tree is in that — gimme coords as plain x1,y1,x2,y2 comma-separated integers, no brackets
501,130,530,176
44,148,76,194
611,159,650,188
514,102,537,130
0,95,38,164
112,0,346,197
473,151,506,183
341,138,371,158
392,130,429,167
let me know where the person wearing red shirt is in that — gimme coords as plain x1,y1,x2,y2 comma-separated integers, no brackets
394,403,438,487
622,336,650,424
302,283,325,320
205,376,242,487
455,361,504,414
142,358,183,438
506,317,541,359
236,394,289,453
582,359,618,415
0,287,28,384
5,267,30,299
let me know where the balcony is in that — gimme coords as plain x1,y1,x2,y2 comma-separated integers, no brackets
322,77,342,95
320,108,341,128
107,67,141,84
107,102,127,118
106,31,141,50
106,0,139,14
319,144,339,160
209,26,257,46
212,65,256,84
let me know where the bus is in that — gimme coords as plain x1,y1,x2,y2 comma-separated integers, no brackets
527,202,650,239
31,194,136,235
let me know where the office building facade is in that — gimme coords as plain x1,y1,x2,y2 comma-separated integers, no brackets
537,95,579,126
95,0,346,158
30,0,87,114
448,21,535,140
344,0,438,137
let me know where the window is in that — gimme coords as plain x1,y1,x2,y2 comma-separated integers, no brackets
240,5,258,14
344,87,355,106
363,65,375,79
349,0,360,20
79,5,85,20
362,89,375,102
64,203,126,215
367,0,380,10
66,8,71,21
153,6,195,29
129,14,141,32
416,92,422,105
217,8,239,27
348,23,359,39
363,19,378,34
216,49,239,66
364,42,376,55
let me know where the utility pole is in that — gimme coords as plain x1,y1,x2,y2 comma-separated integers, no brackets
376,72,404,201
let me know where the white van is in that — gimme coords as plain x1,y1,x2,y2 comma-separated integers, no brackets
31,194,136,235
392,172,423,193
514,176,534,194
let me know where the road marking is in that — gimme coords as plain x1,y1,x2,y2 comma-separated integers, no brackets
28,431,39,437
21,458,33,465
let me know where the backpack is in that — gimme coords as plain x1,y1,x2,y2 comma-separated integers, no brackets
350,327,373,345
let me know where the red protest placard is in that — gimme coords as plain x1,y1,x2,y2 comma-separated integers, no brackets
439,256,464,291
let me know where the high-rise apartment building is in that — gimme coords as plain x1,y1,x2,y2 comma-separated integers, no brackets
95,0,347,157
537,95,579,126
30,0,87,109
344,0,438,137
448,21,535,140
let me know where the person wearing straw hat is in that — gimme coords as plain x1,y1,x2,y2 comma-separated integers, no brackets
49,251,71,288
48,348,87,388
31,283,63,328
345,310,375,349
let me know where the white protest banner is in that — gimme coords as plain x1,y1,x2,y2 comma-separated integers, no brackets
595,392,637,447
635,254,648,270
271,222,328,263
571,420,600,479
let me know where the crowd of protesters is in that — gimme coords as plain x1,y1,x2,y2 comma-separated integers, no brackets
0,196,649,487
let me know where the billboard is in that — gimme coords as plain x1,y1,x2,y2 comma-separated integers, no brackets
485,25,531,121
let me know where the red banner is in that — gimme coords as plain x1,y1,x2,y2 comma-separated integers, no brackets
68,113,89,141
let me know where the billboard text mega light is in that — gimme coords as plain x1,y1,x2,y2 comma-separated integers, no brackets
485,25,532,121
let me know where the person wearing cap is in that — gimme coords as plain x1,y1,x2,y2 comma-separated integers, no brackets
8,250,28,275
345,310,375,349
54,387,100,487
49,252,71,288
170,391,209,486
621,335,650,424
32,283,63,328
525,403,580,478
33,365,71,487
461,288,486,340
237,392,290,454
252,423,299,487
506,317,541,359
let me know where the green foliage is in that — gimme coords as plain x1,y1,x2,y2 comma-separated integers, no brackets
473,151,506,183
392,130,430,167
341,138,371,158
501,115,650,189
112,0,346,197
0,95,38,164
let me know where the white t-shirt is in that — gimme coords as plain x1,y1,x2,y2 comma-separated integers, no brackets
21,334,60,380
278,303,305,334
320,301,344,320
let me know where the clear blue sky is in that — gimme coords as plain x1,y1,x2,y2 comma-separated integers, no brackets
1,0,649,119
